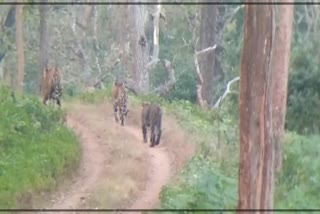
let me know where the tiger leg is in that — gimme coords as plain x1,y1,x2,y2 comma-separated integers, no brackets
120,106,125,126
56,98,61,107
155,118,162,145
43,95,49,105
123,101,128,116
150,125,156,147
113,101,119,122
155,128,162,145
142,124,148,143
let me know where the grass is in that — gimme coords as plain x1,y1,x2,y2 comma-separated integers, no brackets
68,103,149,209
74,85,320,210
74,86,197,209
0,86,80,208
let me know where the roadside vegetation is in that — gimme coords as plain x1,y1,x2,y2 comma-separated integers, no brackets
0,86,80,208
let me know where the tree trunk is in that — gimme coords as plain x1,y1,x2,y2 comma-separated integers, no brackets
70,6,89,86
15,4,24,92
131,3,149,93
198,4,218,106
116,5,132,79
0,6,16,64
238,3,275,210
272,2,294,174
38,0,49,94
92,5,102,75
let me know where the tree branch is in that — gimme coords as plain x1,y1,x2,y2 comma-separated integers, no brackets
90,58,120,88
193,48,208,108
212,76,240,108
195,44,217,56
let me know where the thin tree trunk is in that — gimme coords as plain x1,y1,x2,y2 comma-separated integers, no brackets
92,5,102,75
238,3,275,210
70,6,89,86
38,0,49,94
15,4,25,92
131,3,149,92
198,4,218,106
0,6,16,64
272,2,294,174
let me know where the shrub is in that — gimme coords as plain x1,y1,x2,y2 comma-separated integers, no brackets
0,86,80,208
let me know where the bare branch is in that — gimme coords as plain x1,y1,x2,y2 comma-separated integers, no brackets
193,49,208,108
124,78,139,95
212,76,240,108
145,57,160,70
195,44,217,56
90,58,120,88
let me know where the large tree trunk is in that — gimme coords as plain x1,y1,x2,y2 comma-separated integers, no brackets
15,4,25,92
272,2,294,174
238,3,275,210
38,0,49,95
197,4,218,106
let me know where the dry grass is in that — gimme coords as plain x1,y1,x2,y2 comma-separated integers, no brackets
36,100,195,211
125,104,195,177
69,103,149,209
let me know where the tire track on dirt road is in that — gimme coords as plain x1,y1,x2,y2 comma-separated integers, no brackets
39,103,179,214
46,113,107,213
124,126,171,212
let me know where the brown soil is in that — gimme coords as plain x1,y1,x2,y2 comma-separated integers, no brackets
35,101,195,214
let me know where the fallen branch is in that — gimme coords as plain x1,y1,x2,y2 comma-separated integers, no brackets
152,59,176,96
212,76,240,108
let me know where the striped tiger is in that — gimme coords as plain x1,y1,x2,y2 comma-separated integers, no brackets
113,81,129,126
41,66,63,107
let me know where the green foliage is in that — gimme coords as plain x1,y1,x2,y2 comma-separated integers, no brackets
77,85,113,104
286,38,320,134
149,5,198,102
161,153,238,211
275,133,320,208
125,92,240,210
0,86,80,208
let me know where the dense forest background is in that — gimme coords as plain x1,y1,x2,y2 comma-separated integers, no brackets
0,1,319,210
1,3,318,134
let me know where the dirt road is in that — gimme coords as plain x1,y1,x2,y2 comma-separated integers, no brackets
40,102,194,213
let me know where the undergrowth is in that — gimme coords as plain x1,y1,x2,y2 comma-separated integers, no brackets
0,86,80,208
76,85,320,210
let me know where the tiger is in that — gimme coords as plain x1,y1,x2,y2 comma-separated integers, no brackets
41,66,63,107
141,102,162,147
113,81,129,126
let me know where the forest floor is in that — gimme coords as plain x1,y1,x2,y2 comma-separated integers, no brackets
36,101,195,214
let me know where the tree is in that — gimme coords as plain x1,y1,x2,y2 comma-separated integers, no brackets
0,6,16,64
237,3,275,210
38,0,49,94
131,2,150,93
272,2,294,173
15,4,25,92
197,4,218,107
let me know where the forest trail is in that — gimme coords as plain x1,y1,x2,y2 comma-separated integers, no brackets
39,102,194,214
